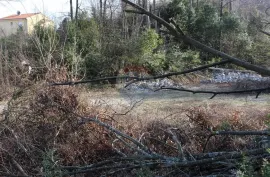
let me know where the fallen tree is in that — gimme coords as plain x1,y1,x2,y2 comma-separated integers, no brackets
122,0,270,76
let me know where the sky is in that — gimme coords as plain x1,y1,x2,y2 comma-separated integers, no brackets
0,0,74,23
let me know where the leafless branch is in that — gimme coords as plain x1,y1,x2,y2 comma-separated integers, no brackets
259,29,270,37
203,130,270,152
62,147,269,175
50,60,230,86
155,87,270,99
167,128,186,160
77,114,153,156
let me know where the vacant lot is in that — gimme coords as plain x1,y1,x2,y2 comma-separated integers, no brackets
86,87,270,135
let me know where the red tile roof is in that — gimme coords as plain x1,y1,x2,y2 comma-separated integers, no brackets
0,13,40,20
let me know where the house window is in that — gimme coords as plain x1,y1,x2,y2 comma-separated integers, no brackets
18,22,23,31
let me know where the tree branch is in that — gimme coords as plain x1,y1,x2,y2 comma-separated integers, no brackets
50,60,230,86
122,0,270,76
203,130,270,152
155,87,270,99
259,29,270,37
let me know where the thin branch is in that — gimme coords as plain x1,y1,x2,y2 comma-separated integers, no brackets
155,87,270,99
49,76,138,86
203,130,270,152
76,115,152,156
114,99,143,116
259,29,270,37
50,60,229,86
173,148,267,167
212,130,270,136
112,139,127,157
62,148,268,175
168,128,186,160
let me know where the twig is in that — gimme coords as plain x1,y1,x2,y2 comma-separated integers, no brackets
114,134,153,157
114,99,143,116
77,115,152,156
167,128,186,161
2,125,28,154
155,87,270,99
10,158,28,177
112,139,127,157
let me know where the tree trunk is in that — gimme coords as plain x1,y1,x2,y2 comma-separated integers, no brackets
100,0,103,22
218,0,223,51
142,0,150,28
0,50,3,88
153,0,158,31
75,0,79,21
122,3,128,39
70,0,73,20
103,0,107,24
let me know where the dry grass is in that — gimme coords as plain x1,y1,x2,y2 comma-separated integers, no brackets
0,70,269,176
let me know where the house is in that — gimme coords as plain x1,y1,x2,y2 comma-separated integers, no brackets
0,11,54,37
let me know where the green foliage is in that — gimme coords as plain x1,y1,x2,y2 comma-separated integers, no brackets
161,0,249,65
237,157,270,177
62,12,101,78
139,29,163,55
165,45,202,72
218,121,232,131
265,114,270,129
262,159,270,177
237,157,255,177
136,29,165,73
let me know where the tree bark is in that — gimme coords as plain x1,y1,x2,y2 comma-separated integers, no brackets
153,0,158,31
218,0,223,51
100,0,103,22
103,0,107,24
122,0,270,76
70,0,73,20
0,50,3,88
75,0,79,21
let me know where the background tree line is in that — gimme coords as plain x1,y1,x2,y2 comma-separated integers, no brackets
0,0,270,87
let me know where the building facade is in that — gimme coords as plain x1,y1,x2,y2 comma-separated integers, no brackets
0,12,54,38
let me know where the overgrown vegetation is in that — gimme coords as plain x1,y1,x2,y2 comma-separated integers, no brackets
0,0,270,176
